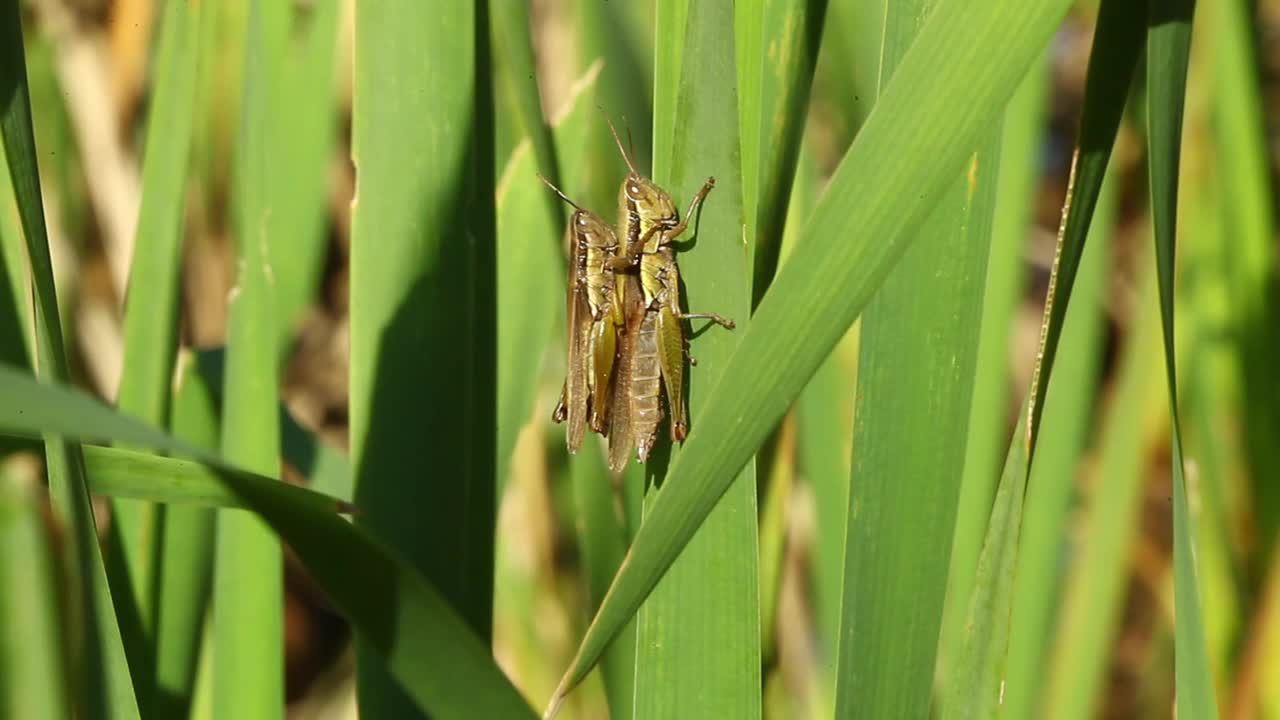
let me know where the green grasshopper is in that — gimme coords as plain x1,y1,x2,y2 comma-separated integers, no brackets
604,120,735,464
544,176,625,453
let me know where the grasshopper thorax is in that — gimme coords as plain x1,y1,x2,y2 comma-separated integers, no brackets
571,209,619,321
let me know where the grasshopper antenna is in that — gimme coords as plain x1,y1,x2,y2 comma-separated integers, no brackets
600,108,639,175
537,173,581,211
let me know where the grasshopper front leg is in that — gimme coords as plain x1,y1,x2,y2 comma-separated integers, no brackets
664,177,716,242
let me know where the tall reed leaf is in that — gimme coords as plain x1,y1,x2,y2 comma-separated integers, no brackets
1002,172,1112,720
835,0,1001,712
1042,257,1161,720
547,0,1073,707
0,3,139,716
267,0,340,347
214,2,285,713
0,362,538,720
351,3,496,716
942,4,1146,716
630,1,761,718
939,55,1047,686
112,1,204,711
1148,2,1218,716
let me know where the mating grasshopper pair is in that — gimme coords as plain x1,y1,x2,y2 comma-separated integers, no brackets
548,122,734,472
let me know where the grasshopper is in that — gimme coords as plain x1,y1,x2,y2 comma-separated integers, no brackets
544,176,625,453
604,120,735,462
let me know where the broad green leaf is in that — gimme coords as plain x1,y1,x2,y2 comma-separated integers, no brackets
351,3,497,716
0,3,140,716
630,2,761,718
549,0,1074,709
0,363,537,720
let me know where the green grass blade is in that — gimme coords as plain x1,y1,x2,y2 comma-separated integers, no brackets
117,0,203,431
1147,3,1218,717
547,0,1072,708
0,4,140,716
938,53,1047,686
747,0,828,303
576,0,653,216
0,363,538,720
941,4,1145,716
630,2,761,717
82,446,352,513
111,2,204,696
351,2,497,716
651,0,689,179
1001,172,1113,720
213,2,285,713
493,0,563,232
0,125,28,374
1041,254,1160,720
150,350,219,719
0,464,69,720
834,0,1002,712
790,139,854,681
268,0,340,347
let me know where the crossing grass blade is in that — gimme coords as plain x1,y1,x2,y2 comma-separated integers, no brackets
1001,171,1113,720
545,0,1075,709
630,2,761,718
0,3,140,716
213,2,286,713
938,53,1046,685
1146,2,1219,717
350,2,497,716
81,446,352,513
0,464,69,720
0,362,538,720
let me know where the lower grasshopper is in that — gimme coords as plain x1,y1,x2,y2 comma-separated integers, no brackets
543,176,623,453
603,119,735,463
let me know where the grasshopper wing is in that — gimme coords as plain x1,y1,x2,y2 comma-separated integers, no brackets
608,274,646,473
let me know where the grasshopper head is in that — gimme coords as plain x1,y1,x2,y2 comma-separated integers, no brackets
620,173,679,228
572,209,617,251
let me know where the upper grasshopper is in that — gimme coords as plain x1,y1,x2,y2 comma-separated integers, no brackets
604,119,735,464
543,175,623,453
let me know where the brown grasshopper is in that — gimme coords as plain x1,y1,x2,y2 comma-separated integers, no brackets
604,120,735,464
544,176,625,453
